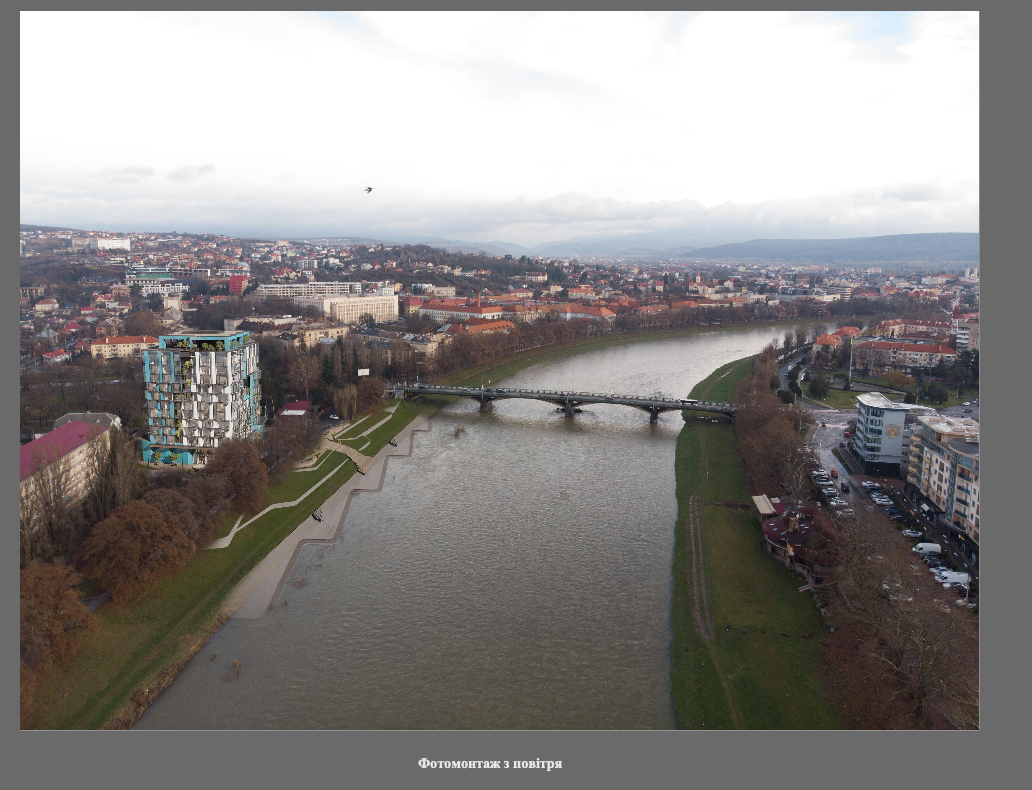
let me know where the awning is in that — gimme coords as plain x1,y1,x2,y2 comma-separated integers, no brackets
752,495,777,516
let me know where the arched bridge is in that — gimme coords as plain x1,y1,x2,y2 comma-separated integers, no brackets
390,383,739,422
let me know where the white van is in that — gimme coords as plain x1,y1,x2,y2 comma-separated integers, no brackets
912,543,942,555
936,571,970,584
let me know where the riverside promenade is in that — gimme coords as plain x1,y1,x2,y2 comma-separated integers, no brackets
218,412,431,620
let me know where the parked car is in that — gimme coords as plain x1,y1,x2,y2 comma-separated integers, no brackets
841,482,850,493
963,408,972,413
901,530,923,538
830,469,839,478
329,414,340,420
839,441,847,448
844,430,850,437
963,402,971,406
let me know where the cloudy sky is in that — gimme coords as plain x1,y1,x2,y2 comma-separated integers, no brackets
20,11,978,249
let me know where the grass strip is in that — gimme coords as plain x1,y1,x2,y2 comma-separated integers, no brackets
670,356,839,729
32,402,426,729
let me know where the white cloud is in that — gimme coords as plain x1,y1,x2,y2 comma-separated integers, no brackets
20,11,977,245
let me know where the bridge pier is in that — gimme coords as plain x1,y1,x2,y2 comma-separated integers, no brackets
649,407,660,423
563,403,576,418
479,398,493,412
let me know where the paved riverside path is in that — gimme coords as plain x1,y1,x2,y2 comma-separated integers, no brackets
219,412,431,620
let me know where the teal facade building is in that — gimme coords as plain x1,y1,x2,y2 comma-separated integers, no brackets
142,331,262,465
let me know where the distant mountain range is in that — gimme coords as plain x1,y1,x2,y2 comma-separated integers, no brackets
387,231,979,264
24,223,979,264
669,233,980,263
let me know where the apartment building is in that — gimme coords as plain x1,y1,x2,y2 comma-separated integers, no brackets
417,301,503,323
848,392,935,476
852,340,957,374
141,331,263,465
20,417,116,506
292,293,399,324
90,237,131,251
91,334,160,361
905,415,980,564
255,281,363,298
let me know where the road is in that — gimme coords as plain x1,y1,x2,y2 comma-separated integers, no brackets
806,407,979,585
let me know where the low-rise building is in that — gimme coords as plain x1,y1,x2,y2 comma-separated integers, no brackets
91,335,160,361
852,340,957,374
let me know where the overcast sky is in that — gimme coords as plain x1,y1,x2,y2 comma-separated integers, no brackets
20,11,978,248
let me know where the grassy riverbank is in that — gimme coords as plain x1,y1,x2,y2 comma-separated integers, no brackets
30,400,426,730
671,358,838,729
435,320,825,389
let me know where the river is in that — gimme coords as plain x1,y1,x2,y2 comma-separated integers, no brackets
136,324,799,729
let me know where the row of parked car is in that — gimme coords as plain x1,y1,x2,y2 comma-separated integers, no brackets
860,481,914,527
913,543,974,602
810,467,852,514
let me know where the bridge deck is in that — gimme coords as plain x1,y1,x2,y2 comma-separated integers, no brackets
392,384,738,415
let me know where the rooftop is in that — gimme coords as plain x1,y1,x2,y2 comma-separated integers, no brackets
21,421,107,482
947,436,979,457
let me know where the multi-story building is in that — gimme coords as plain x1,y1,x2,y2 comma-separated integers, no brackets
293,293,399,324
852,340,957,374
142,281,190,296
141,331,263,465
255,281,363,298
20,416,118,506
905,415,980,565
91,334,160,361
91,237,131,251
848,392,935,476
417,301,503,323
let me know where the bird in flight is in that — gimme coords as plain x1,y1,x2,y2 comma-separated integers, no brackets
365,187,373,193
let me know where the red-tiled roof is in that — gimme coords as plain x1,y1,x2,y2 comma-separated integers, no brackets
20,421,106,482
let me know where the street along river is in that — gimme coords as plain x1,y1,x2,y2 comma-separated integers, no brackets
136,324,802,729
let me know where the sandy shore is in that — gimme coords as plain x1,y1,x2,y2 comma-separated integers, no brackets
219,413,432,620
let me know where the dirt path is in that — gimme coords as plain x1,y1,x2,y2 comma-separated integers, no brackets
686,424,742,729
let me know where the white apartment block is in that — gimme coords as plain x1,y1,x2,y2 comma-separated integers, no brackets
142,281,190,296
848,392,935,476
292,293,399,324
90,237,131,251
256,281,363,298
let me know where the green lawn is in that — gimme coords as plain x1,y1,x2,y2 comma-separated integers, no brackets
31,401,426,730
670,357,839,729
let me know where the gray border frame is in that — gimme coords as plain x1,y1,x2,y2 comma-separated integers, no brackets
11,5,1012,788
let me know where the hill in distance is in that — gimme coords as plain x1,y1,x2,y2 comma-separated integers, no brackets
675,233,979,263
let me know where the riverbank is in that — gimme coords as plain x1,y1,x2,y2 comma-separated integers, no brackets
670,357,839,729
29,400,429,730
435,319,826,389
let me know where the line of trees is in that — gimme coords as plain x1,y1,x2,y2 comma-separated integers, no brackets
20,425,145,567
730,346,978,728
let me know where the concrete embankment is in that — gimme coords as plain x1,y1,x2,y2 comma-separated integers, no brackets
219,413,432,620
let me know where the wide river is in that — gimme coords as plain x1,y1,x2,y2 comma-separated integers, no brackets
137,325,799,729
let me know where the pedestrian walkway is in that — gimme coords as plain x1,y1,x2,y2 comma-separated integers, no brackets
220,412,432,620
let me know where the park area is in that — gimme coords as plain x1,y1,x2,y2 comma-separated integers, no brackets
26,400,424,729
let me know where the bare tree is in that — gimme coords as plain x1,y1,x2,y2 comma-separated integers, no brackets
28,446,71,559
288,353,321,401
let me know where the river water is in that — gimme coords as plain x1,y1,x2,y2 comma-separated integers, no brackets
136,325,797,729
